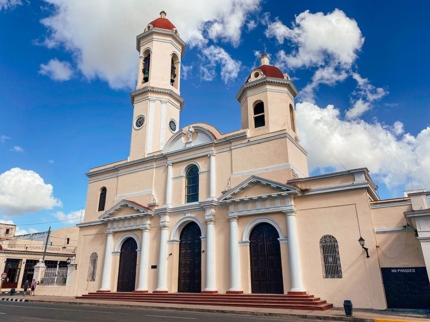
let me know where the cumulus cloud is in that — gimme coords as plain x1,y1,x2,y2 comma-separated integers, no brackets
39,0,261,88
11,146,24,152
39,58,73,81
0,168,62,216
181,65,193,80
0,135,10,142
266,9,386,116
53,209,85,224
0,0,21,10
200,45,241,83
296,102,430,191
0,219,38,236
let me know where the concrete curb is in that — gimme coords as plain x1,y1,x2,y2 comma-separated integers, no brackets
1,297,28,302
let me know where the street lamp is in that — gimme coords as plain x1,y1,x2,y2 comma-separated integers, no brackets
358,237,370,258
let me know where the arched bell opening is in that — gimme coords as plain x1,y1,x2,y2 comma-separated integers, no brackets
141,49,151,83
170,53,179,89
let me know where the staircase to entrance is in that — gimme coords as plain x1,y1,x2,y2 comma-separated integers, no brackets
76,292,333,310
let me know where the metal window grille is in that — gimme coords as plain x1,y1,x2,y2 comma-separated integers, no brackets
87,252,98,282
320,235,342,278
41,267,68,286
186,166,199,203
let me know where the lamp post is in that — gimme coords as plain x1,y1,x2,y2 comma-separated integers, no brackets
358,237,370,258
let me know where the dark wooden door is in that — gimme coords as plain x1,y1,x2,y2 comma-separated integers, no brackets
250,223,284,294
117,238,137,292
178,222,202,292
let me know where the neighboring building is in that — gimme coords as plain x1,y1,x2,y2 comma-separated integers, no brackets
74,12,430,309
0,223,16,241
0,227,78,290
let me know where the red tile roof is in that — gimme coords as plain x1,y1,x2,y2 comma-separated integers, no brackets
149,17,176,31
246,65,284,83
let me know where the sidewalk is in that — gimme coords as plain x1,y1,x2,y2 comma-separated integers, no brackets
0,294,429,322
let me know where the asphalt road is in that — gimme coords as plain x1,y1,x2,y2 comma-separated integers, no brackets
0,301,323,322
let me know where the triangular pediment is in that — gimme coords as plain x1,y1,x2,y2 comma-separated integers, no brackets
99,199,153,221
219,176,299,201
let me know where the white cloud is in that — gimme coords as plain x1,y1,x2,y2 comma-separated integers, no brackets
39,58,73,81
181,65,193,80
39,0,261,89
266,9,386,116
11,146,24,152
0,135,10,142
0,219,37,236
0,168,62,216
0,0,21,10
53,209,84,225
247,20,257,31
48,160,54,164
296,101,430,191
200,45,241,83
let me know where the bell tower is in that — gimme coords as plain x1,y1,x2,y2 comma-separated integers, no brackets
236,54,298,140
129,11,186,161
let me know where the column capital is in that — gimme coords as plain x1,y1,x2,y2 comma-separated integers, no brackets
205,207,216,222
283,210,297,216
228,213,238,221
208,153,215,157
160,221,170,229
167,162,173,167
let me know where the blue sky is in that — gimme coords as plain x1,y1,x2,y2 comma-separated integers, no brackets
1,0,429,234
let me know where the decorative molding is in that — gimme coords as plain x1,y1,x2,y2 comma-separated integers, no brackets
236,77,298,102
170,216,205,240
371,201,411,209
114,232,141,252
136,29,186,53
130,86,184,109
99,199,153,221
245,87,294,101
77,220,104,228
278,238,289,244
231,163,306,179
375,227,415,234
114,189,153,200
242,217,285,242
238,241,250,247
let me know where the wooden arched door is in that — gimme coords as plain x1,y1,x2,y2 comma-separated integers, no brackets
178,222,202,292
117,238,137,292
250,223,284,294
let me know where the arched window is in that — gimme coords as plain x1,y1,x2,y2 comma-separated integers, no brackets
253,101,265,128
141,49,151,83
98,187,107,212
289,104,296,132
87,252,98,282
186,165,199,203
320,235,342,278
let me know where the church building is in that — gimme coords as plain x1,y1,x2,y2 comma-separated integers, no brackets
74,12,430,309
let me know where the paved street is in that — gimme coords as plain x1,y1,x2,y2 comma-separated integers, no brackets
0,301,322,322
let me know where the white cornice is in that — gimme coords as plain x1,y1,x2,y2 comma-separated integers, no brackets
375,227,414,234
77,220,104,228
130,86,184,109
136,28,186,53
371,201,411,209
236,77,298,102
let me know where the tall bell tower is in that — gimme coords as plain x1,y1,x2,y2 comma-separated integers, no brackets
129,11,186,160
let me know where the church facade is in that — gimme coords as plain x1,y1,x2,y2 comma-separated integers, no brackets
74,12,430,309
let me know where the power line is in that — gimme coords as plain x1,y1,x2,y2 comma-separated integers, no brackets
14,216,83,227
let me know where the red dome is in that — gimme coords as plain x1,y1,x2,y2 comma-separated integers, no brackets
149,17,176,31
246,65,284,83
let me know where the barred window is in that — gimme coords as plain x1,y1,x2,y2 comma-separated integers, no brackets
87,252,98,282
320,235,342,278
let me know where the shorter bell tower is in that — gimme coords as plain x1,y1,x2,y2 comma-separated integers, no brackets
129,11,186,161
236,54,298,140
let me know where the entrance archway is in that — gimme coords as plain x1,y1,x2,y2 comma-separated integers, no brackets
178,222,202,292
250,223,284,294
117,237,137,292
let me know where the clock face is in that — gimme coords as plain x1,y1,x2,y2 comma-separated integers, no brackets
134,115,145,129
169,119,177,132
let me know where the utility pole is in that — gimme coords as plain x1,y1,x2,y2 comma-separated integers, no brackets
42,226,51,263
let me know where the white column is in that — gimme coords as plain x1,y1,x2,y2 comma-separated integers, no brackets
99,232,114,291
228,216,242,293
136,228,150,292
165,163,173,207
286,212,305,292
209,154,216,200
155,221,169,292
204,216,217,292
